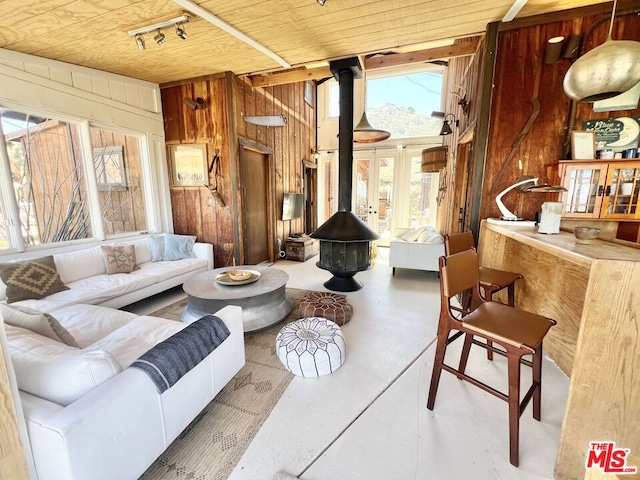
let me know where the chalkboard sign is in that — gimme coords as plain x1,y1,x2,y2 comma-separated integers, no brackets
582,117,640,151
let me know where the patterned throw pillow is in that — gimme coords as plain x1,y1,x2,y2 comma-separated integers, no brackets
0,303,79,347
101,245,139,274
0,256,69,304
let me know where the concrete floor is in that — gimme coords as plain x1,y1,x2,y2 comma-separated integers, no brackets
224,249,570,480
127,249,570,479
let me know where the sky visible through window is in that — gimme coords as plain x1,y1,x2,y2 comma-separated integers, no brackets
367,71,442,115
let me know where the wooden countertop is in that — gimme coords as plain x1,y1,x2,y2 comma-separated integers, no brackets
483,222,640,263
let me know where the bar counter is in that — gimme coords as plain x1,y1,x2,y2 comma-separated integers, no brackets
478,221,640,480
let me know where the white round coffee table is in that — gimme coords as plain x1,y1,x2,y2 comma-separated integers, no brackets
181,265,292,332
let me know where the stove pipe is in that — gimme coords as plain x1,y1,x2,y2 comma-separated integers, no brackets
310,57,379,292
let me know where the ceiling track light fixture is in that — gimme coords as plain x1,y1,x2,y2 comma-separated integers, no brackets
154,30,166,45
135,35,145,51
127,14,191,49
317,0,327,5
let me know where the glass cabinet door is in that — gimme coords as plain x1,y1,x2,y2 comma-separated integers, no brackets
559,164,607,218
601,162,640,219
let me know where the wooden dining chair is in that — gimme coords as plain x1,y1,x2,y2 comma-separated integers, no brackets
444,231,523,307
445,231,524,361
427,249,556,467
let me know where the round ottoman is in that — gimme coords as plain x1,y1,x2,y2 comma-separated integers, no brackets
299,291,353,326
275,317,346,377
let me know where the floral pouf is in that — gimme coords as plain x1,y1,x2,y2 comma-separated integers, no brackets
275,317,346,377
299,291,353,326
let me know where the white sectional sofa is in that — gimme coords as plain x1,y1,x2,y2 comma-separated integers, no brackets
4,303,245,480
0,235,246,480
389,225,445,274
0,237,213,312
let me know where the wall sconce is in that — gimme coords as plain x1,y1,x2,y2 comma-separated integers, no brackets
127,15,190,49
183,97,206,110
544,36,565,64
439,114,459,136
562,34,582,59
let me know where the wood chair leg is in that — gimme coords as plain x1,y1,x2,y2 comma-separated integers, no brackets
533,343,543,421
507,351,523,467
458,333,473,375
507,284,516,307
427,327,450,410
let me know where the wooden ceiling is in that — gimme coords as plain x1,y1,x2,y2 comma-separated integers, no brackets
0,0,614,85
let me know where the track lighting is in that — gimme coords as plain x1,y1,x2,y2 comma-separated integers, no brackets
175,23,187,40
135,35,145,51
317,0,326,5
127,14,190,49
154,30,166,45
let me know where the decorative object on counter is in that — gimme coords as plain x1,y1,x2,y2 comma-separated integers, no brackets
537,202,563,234
487,176,567,226
563,0,640,103
574,227,601,244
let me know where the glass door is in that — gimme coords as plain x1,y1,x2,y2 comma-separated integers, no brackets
601,162,640,219
559,163,607,218
353,150,395,246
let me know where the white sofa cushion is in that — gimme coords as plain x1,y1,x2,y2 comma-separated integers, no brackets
399,226,426,242
54,246,106,284
86,315,187,368
6,325,122,406
49,304,138,348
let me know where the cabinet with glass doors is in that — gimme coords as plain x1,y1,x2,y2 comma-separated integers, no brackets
558,159,640,220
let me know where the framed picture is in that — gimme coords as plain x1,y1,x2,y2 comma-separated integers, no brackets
571,131,596,160
170,144,208,187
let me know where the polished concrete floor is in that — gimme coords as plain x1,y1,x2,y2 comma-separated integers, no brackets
230,249,570,480
129,249,570,480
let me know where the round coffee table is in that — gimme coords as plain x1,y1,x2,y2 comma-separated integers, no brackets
181,265,292,332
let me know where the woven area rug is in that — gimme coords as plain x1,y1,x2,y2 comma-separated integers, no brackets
139,288,312,480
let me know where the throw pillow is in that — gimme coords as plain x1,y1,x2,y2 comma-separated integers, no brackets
0,256,69,303
400,226,426,242
147,235,165,262
163,233,196,261
101,245,138,274
0,303,79,347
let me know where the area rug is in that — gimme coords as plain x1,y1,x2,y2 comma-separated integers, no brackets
139,288,313,480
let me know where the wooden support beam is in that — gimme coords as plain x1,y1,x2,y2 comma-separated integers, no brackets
364,38,480,71
250,67,332,88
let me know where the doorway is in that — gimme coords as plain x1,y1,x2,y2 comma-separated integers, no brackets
238,139,275,264
353,150,395,246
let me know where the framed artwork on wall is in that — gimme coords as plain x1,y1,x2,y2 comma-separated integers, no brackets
170,143,208,187
571,131,596,160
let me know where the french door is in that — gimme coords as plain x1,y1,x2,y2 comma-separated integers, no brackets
353,149,396,246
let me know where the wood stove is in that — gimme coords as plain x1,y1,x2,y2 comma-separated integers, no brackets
310,57,378,292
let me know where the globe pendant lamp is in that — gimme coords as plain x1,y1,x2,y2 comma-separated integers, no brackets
563,0,640,103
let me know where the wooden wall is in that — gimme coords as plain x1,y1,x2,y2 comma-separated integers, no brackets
161,73,315,267
481,10,640,222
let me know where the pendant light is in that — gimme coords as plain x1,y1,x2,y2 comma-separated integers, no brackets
353,69,390,143
563,0,640,103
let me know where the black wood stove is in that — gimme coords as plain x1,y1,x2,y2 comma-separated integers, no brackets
310,57,378,292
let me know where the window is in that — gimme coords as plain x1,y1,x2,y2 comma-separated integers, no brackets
409,152,439,227
366,70,443,138
90,126,147,236
94,146,126,190
0,108,150,252
328,80,340,118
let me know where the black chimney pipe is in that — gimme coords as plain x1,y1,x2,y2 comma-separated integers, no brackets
310,57,378,292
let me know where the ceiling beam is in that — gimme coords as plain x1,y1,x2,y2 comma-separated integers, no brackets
364,38,481,71
249,38,481,88
250,67,332,88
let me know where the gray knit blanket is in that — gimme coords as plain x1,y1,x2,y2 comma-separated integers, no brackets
131,315,230,393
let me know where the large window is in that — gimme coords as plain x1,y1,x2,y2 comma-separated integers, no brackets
0,108,149,252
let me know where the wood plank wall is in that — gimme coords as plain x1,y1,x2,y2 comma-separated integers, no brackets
438,37,485,235
161,74,315,267
481,11,640,222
